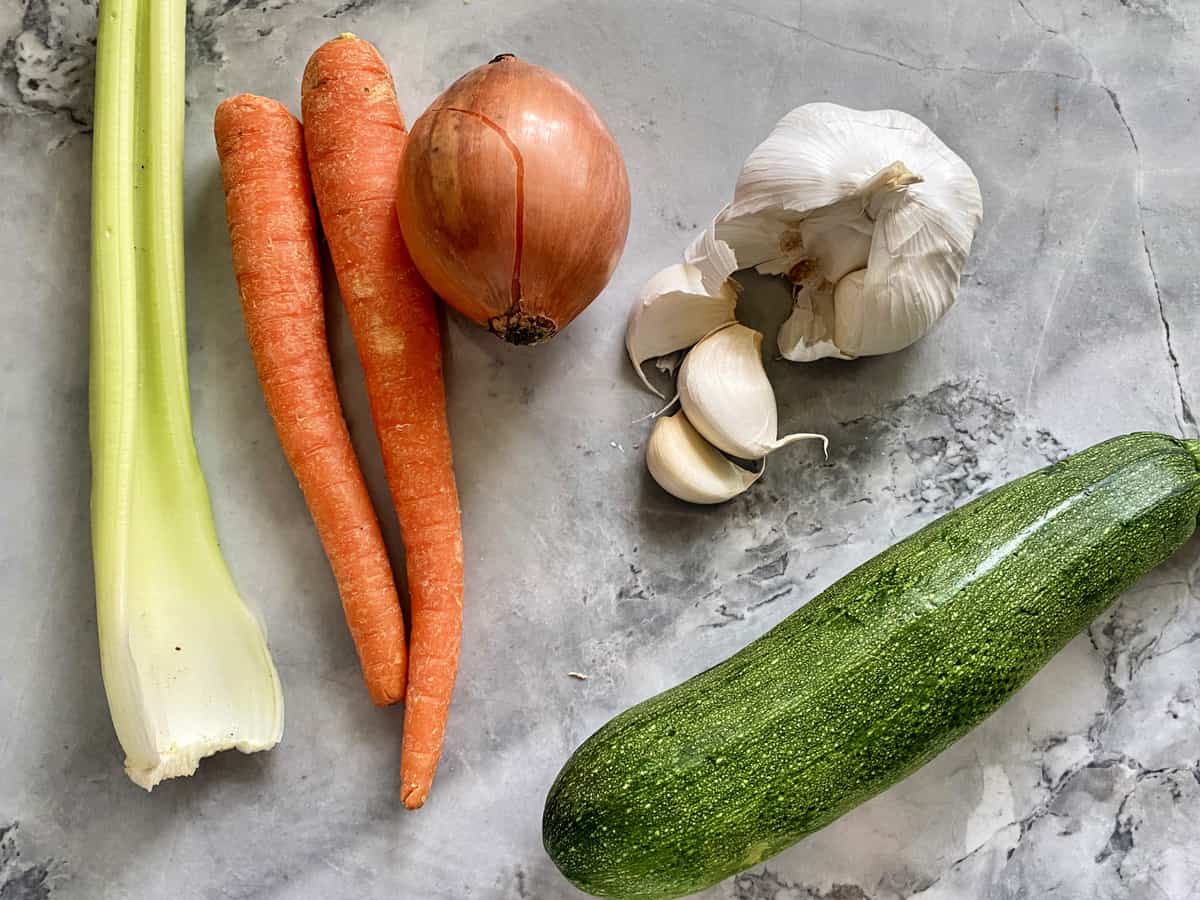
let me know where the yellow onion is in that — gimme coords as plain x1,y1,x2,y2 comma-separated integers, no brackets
397,54,631,345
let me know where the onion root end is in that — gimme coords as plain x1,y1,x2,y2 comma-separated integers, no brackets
490,310,558,345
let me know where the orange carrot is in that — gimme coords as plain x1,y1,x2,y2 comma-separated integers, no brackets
301,36,464,809
214,93,408,708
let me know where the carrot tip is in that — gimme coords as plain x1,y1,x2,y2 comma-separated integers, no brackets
369,686,406,708
401,783,427,810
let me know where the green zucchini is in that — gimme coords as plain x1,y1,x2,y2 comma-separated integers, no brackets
543,433,1200,899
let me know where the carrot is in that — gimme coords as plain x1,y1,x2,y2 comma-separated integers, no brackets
214,93,408,708
301,36,465,809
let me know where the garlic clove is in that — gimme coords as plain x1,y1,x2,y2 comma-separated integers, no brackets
646,412,761,504
796,203,873,282
779,278,851,362
831,268,873,354
626,263,737,397
846,194,973,356
835,268,867,307
678,323,828,460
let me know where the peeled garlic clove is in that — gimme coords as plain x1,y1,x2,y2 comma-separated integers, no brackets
678,323,828,460
626,263,737,397
646,412,761,504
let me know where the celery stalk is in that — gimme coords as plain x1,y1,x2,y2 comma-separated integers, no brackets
91,0,284,790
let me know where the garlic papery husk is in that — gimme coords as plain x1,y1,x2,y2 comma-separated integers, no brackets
626,263,737,397
678,323,828,460
647,412,761,504
688,103,982,362
686,205,784,293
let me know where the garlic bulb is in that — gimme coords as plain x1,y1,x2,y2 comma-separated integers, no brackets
626,263,737,397
646,412,761,504
686,103,982,361
677,323,827,460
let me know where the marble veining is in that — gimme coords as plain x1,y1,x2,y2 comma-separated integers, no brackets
1,0,1198,897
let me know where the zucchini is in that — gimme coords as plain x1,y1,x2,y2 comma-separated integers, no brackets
543,433,1200,899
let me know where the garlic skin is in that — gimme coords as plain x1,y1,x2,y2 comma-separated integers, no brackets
687,103,982,361
646,412,761,504
678,323,827,460
626,263,737,397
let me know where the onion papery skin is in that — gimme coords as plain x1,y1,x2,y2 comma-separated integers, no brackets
398,54,631,345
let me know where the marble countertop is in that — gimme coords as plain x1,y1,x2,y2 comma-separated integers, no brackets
3,0,1199,897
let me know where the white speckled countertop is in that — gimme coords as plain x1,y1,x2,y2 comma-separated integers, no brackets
2,0,1199,897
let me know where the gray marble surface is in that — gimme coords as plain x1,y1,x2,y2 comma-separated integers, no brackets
2,0,1199,897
